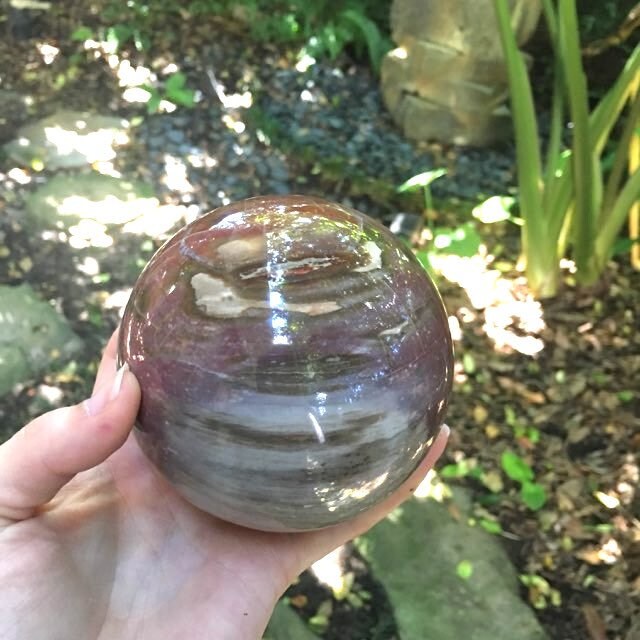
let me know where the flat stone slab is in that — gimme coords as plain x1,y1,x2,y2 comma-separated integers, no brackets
5,110,130,169
25,172,186,245
0,284,83,395
0,90,30,144
356,489,549,640
264,601,321,640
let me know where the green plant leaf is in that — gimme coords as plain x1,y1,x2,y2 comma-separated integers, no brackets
440,460,483,479
397,169,447,193
146,92,162,114
472,195,515,223
315,23,343,60
106,24,134,51
134,30,151,51
340,9,388,73
501,451,534,483
545,150,574,252
414,249,434,276
161,72,195,107
601,85,640,214
432,223,481,257
591,44,640,156
171,88,196,106
617,390,634,403
520,482,547,510
462,352,476,374
494,0,551,296
479,518,503,535
440,463,464,478
456,560,474,580
71,26,94,41
596,166,640,266
611,236,636,256
526,426,541,444
165,72,187,93
558,0,597,279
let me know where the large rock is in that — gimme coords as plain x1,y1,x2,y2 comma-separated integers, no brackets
5,110,130,169
380,0,541,146
356,489,549,640
0,90,30,144
390,0,541,57
0,284,83,395
387,84,512,147
24,172,186,245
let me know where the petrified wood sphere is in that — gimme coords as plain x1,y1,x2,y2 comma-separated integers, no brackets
118,195,453,531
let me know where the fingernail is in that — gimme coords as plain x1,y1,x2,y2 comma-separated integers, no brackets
84,363,129,416
111,363,128,400
428,424,449,446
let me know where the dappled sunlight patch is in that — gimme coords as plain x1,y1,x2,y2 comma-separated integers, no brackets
36,42,60,65
413,469,451,502
185,150,218,169
36,383,64,405
103,289,133,316
76,35,197,113
86,288,133,320
42,122,129,165
68,218,113,249
54,192,158,225
432,252,500,308
614,455,638,508
40,230,68,243
206,69,253,110
163,100,180,113
76,256,100,277
122,204,194,236
576,537,622,566
388,46,408,61
432,251,546,356
311,546,350,599
484,296,545,356
222,113,246,134
590,454,638,517
61,198,189,245
92,161,122,178
7,168,31,185
296,53,317,72
453,360,468,385
25,172,193,242
447,314,463,341
216,189,232,206
594,491,620,510
161,154,194,194
122,86,154,104
6,111,130,170
115,57,154,88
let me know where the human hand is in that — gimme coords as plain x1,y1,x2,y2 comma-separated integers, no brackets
0,330,448,640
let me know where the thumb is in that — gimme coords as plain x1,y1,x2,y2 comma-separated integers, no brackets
0,363,140,523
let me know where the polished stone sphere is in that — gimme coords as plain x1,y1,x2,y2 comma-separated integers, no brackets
118,195,453,531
